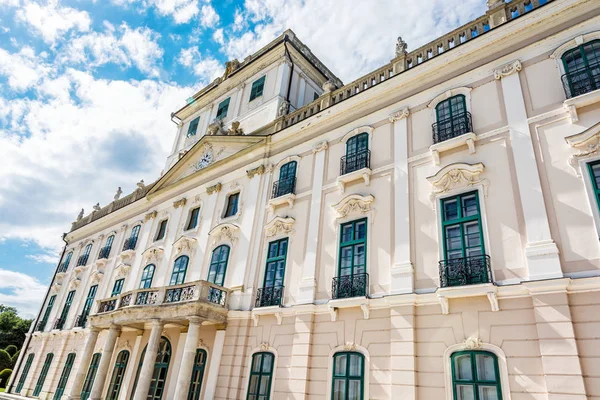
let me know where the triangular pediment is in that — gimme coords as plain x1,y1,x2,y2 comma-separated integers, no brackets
149,134,267,196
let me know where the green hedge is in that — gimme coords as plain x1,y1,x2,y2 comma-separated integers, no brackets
0,351,11,372
0,368,12,389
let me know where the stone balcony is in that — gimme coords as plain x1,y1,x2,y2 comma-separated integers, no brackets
90,280,230,328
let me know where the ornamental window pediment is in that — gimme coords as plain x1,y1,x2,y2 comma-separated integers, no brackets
143,246,165,264
172,236,197,257
426,162,489,207
264,217,295,238
208,223,240,246
565,121,600,175
332,194,375,219
114,263,131,278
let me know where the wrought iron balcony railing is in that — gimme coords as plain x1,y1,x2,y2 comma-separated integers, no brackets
255,286,284,308
74,314,88,328
76,254,89,267
432,112,473,144
53,317,65,330
272,177,296,199
122,237,138,252
340,150,371,176
439,254,492,288
98,246,111,260
332,273,369,300
562,64,600,99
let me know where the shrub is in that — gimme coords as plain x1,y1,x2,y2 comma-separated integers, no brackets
4,345,17,357
0,351,10,372
10,351,19,367
0,368,12,389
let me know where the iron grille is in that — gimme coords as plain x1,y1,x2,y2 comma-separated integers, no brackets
432,111,473,144
340,150,371,176
439,254,492,287
271,177,296,199
332,273,369,299
255,286,284,307
561,65,600,99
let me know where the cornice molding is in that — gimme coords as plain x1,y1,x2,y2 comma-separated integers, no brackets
565,121,600,175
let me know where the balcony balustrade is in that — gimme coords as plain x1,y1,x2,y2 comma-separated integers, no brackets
98,246,111,260
35,320,47,332
74,314,88,328
340,150,370,176
332,273,369,300
432,112,473,144
76,254,89,267
122,237,138,252
255,286,284,308
439,254,492,288
53,317,65,330
271,177,296,199
562,65,600,99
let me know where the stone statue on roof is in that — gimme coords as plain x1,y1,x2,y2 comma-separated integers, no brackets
396,36,408,57
114,187,122,201
93,203,101,211
77,208,84,221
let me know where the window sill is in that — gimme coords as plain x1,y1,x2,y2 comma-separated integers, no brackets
436,282,498,315
429,132,476,166
328,296,370,320
337,168,372,193
267,193,295,213
564,88,600,123
219,213,241,225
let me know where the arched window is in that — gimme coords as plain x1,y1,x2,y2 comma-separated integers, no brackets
451,351,501,400
561,39,600,98
131,337,171,400
54,353,76,400
140,264,156,289
32,352,53,396
99,235,115,259
78,243,93,266
59,251,73,272
273,161,297,198
207,245,230,286
187,349,207,400
332,352,364,400
246,352,274,400
81,353,101,400
343,133,369,174
170,256,189,286
15,353,34,393
106,350,129,400
433,95,471,143
124,225,141,251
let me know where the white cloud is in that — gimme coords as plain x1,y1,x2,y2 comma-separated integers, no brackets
0,46,51,91
212,28,224,45
16,0,91,44
177,46,223,84
0,269,47,318
153,0,199,24
232,8,245,32
26,252,59,265
200,4,219,28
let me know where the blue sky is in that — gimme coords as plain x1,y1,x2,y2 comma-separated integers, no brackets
0,0,486,317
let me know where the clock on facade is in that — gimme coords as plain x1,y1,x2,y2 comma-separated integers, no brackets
193,149,213,170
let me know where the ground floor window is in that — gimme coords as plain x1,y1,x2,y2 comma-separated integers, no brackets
130,337,171,400
32,353,53,396
187,349,207,400
15,353,34,393
332,352,364,400
451,350,502,400
81,353,101,400
106,350,129,400
53,353,76,400
246,352,274,400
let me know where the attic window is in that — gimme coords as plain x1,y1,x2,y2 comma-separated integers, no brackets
187,116,200,137
216,98,230,120
249,76,266,102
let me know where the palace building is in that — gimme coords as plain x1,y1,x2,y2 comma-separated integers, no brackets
4,0,600,398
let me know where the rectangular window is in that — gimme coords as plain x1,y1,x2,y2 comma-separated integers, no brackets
588,160,600,211
187,116,200,137
155,219,168,241
451,351,502,400
33,353,54,396
249,76,266,101
186,207,201,230
78,285,97,327
57,290,76,330
81,353,101,400
111,279,125,297
53,353,76,400
246,352,274,400
224,193,239,218
15,353,35,393
334,219,368,299
257,238,288,307
37,295,56,331
216,97,230,120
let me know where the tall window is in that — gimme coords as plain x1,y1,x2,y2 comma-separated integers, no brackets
246,352,274,400
78,243,93,266
451,351,502,400
111,279,125,296
140,264,156,289
130,337,171,400
187,116,200,137
15,353,34,393
332,352,364,400
440,191,488,287
124,225,141,251
561,39,600,98
106,350,129,400
273,161,296,198
81,353,101,400
37,295,56,331
257,238,288,307
170,256,189,286
155,219,168,241
249,76,266,101
186,207,201,230
57,290,76,330
99,235,115,259
59,252,73,272
343,133,369,175
53,353,76,400
433,95,471,143
588,160,600,212
32,352,53,396
216,98,230,120
78,285,98,327
207,245,230,286
335,219,368,299
224,193,239,218
187,349,207,400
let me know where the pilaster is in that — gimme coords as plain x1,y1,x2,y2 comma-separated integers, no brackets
390,305,416,399
289,312,314,399
233,83,246,120
204,328,226,400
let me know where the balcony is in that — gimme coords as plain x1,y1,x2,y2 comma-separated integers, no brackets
562,65,600,99
76,254,89,267
337,150,372,192
439,254,492,288
122,237,138,252
53,317,65,330
92,280,230,328
332,273,369,300
432,112,473,144
98,246,111,260
268,178,296,211
74,314,88,328
255,286,284,308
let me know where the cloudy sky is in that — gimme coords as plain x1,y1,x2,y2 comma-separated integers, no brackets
0,0,486,317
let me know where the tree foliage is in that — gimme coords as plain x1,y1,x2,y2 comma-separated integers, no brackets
0,368,12,389
0,305,33,351
0,351,11,373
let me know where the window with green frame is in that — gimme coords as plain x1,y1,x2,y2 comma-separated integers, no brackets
57,290,76,330
335,219,368,299
264,238,288,289
105,350,129,400
332,352,364,400
246,352,274,400
207,245,230,286
249,76,266,101
155,219,168,241
38,295,56,331
588,160,600,211
32,352,54,396
170,256,189,286
435,94,467,123
216,97,230,120
15,353,34,393
130,337,171,400
80,353,101,400
111,279,125,297
451,351,502,400
140,264,155,289
53,353,76,400
78,285,97,327
187,116,200,137
187,349,207,400
561,39,600,97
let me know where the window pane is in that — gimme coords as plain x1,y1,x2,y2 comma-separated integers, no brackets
592,163,600,188
355,221,366,240
454,354,472,380
445,226,462,252
476,354,497,381
353,244,365,267
258,376,270,395
262,354,273,373
278,240,288,257
478,386,499,400
342,225,353,243
348,354,362,376
252,355,262,373
444,199,459,221
464,222,481,248
348,379,361,400
462,195,478,217
249,375,259,394
334,354,347,376
456,385,475,400
333,379,346,400
340,247,353,272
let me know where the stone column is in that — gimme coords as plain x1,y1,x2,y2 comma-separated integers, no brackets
172,318,203,399
132,320,164,400
67,328,100,399
203,329,226,400
90,325,121,400
389,108,414,295
298,141,328,304
390,305,416,399
495,60,562,281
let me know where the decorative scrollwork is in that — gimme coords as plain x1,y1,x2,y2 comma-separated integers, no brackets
332,194,375,219
264,217,295,238
426,162,489,207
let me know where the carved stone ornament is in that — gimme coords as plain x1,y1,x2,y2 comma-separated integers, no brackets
332,194,375,219
145,210,158,222
68,278,81,290
114,187,123,201
278,100,290,117
173,236,196,256
173,198,187,209
395,36,408,57
143,247,164,263
207,118,225,136
463,336,483,350
137,179,145,189
208,223,240,245
312,141,328,153
222,59,240,80
265,217,295,238
114,263,131,278
50,282,61,294
389,107,410,122
90,270,104,284
494,60,522,80
344,342,357,351
207,183,222,195
426,163,489,207
228,121,244,135
565,121,600,176
247,165,266,179
260,342,270,351
77,208,84,221
322,80,336,93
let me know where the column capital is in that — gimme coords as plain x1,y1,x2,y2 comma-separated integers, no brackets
312,141,328,153
188,316,204,325
494,60,522,80
150,319,164,328
389,107,410,122
108,324,121,332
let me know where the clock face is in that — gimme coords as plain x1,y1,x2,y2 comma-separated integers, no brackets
196,151,213,169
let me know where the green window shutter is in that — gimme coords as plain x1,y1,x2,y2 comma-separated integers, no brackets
53,353,76,400
33,352,54,396
170,256,189,286
140,264,155,289
331,352,364,400
111,279,125,297
451,350,502,400
15,353,35,393
81,353,101,400
106,350,129,400
38,295,56,331
187,117,200,137
216,98,231,120
57,290,76,330
249,76,266,102
187,349,207,400
246,352,274,400
207,246,230,286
